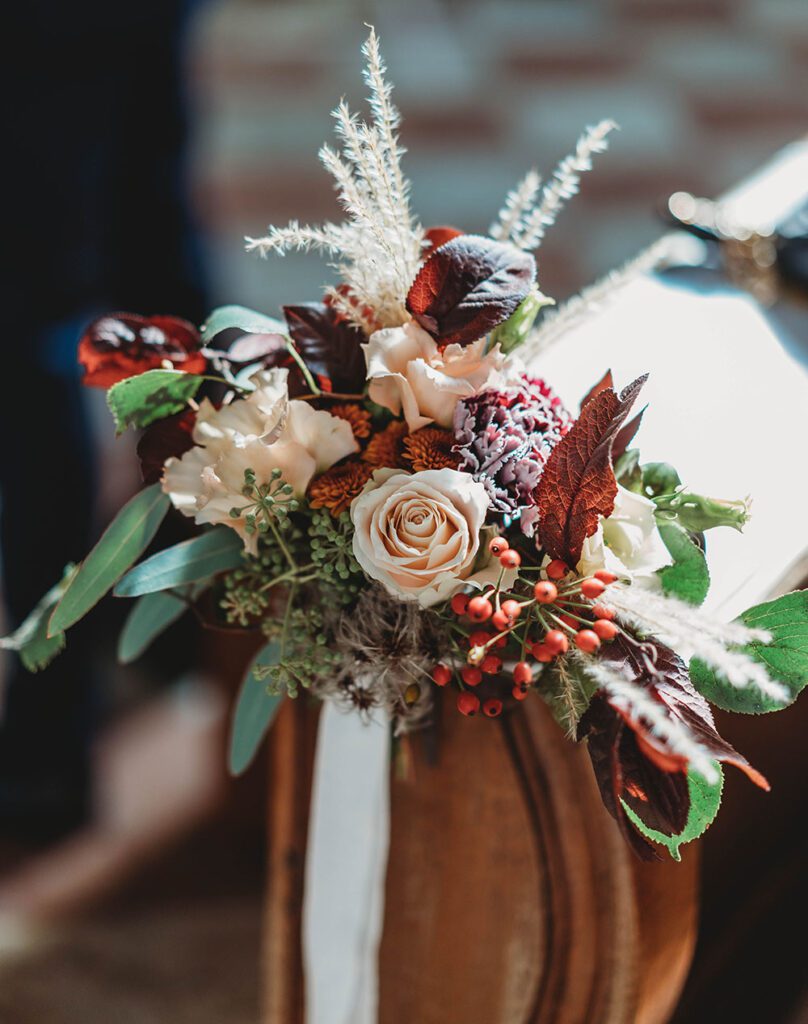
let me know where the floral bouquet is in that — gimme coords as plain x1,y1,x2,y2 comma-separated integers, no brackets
6,29,807,864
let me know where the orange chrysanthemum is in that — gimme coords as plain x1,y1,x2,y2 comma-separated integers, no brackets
329,403,372,440
401,427,460,472
362,420,409,468
308,460,374,517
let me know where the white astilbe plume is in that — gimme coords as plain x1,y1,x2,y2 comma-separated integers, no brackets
520,235,676,359
492,120,617,251
576,656,719,783
606,584,789,705
245,27,423,334
489,168,541,243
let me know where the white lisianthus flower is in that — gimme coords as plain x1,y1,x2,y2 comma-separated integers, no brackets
350,467,505,607
363,321,520,431
162,368,357,553
576,484,672,583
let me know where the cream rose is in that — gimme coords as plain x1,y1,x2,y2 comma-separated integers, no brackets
363,321,519,431
163,369,357,553
350,468,497,607
576,484,672,583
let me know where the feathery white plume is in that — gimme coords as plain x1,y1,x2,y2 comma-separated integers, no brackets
245,27,423,333
576,656,719,783
521,235,676,358
489,168,541,243
606,584,789,705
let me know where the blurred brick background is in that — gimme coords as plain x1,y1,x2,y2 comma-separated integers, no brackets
187,0,808,314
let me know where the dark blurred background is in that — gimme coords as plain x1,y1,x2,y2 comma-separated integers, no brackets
0,0,807,1021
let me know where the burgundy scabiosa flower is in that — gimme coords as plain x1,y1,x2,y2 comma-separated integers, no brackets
453,376,572,534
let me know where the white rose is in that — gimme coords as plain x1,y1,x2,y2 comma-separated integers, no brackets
363,321,520,431
576,484,672,582
163,372,357,553
350,468,498,607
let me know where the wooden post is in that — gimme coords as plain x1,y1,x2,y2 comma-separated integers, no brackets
262,695,698,1023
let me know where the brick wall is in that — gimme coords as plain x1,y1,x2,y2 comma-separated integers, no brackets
187,0,808,315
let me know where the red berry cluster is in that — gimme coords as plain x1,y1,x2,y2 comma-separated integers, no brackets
432,537,622,718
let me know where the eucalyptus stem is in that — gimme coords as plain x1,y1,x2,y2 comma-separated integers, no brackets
270,520,297,572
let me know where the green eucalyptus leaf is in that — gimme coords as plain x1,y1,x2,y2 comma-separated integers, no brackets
622,762,723,861
114,526,243,597
0,564,78,672
107,369,203,432
690,590,808,713
118,591,188,664
657,522,710,606
49,484,170,635
200,305,286,344
229,642,284,775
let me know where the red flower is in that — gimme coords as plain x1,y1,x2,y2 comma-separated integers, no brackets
78,313,207,388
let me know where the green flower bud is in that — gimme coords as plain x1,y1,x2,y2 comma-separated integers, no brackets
654,492,751,533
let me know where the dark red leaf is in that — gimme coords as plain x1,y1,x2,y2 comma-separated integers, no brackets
536,376,647,565
283,303,368,394
612,406,646,462
424,225,464,254
406,234,536,348
79,313,206,389
580,368,613,410
137,410,196,484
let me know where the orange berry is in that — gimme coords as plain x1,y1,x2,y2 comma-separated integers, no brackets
594,570,618,584
500,549,521,569
501,599,521,622
481,654,503,675
491,609,512,632
591,604,615,621
431,664,452,687
467,596,493,622
593,619,619,640
531,642,554,663
544,629,569,655
581,578,606,599
461,665,482,687
488,536,509,556
512,684,529,701
575,629,601,653
450,592,470,616
457,692,480,716
546,559,569,580
468,630,493,648
513,661,533,685
533,581,558,604
483,698,503,718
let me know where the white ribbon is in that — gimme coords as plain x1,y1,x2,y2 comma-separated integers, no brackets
303,700,391,1024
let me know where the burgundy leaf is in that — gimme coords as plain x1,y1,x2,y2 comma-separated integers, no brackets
612,406,646,462
137,410,196,484
79,313,206,389
406,234,536,348
283,302,368,394
536,376,647,565
580,368,613,410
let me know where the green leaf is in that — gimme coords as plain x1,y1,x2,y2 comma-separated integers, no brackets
622,763,723,861
114,525,243,597
200,305,286,344
49,484,170,635
642,461,681,498
614,448,643,494
0,564,78,672
690,590,808,713
228,642,284,776
657,522,710,606
487,287,551,354
107,369,203,432
118,591,188,665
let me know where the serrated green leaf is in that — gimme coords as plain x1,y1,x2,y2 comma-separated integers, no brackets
657,522,710,606
1,564,77,672
690,590,808,713
114,526,243,598
118,591,188,664
107,369,203,432
642,461,681,498
622,762,723,861
200,305,286,344
49,484,170,635
228,642,284,775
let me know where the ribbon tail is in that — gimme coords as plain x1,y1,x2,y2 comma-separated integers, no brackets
303,701,391,1024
